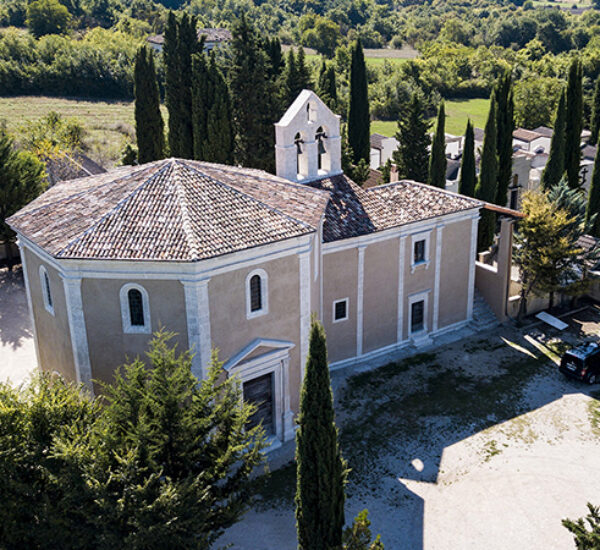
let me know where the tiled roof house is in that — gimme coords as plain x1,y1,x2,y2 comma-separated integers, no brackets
9,91,483,449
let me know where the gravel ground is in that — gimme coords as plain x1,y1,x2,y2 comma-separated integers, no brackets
220,309,600,550
0,267,38,386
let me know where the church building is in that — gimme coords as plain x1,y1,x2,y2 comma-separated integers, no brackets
8,91,482,449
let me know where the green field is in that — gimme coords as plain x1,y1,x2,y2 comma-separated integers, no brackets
0,96,157,167
372,97,491,138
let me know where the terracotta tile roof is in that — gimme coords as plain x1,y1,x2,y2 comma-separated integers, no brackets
9,159,481,260
8,159,329,262
307,174,481,243
513,128,543,142
44,152,106,187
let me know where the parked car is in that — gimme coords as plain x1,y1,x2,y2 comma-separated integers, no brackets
559,342,600,384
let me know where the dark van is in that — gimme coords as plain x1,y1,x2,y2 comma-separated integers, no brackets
559,342,600,385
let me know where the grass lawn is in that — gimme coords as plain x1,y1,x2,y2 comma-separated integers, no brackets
372,97,491,138
0,96,158,167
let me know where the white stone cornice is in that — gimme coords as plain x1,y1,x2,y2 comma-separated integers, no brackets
61,274,93,393
181,278,211,380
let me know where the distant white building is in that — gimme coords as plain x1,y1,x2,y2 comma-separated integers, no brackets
147,28,232,53
369,133,399,170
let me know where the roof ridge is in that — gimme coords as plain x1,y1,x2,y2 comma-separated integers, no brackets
56,161,174,257
176,160,318,231
172,162,201,260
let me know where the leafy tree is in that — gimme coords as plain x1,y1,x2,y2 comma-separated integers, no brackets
318,60,338,112
164,12,197,158
26,0,71,38
20,111,84,159
562,503,600,549
459,120,476,197
514,190,581,320
229,15,277,172
513,77,563,129
352,158,371,186
295,319,347,550
428,101,446,189
0,131,46,268
393,92,431,183
541,89,567,191
300,15,339,58
120,142,137,165
475,93,499,251
565,58,584,190
495,71,514,206
591,77,600,146
0,332,266,548
348,39,370,165
379,158,392,184
134,46,165,164
343,510,385,550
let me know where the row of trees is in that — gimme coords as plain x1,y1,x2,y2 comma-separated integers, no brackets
133,13,373,180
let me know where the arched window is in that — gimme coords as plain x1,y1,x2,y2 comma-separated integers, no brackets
39,265,54,316
246,269,268,319
128,289,144,326
120,283,151,333
250,275,262,312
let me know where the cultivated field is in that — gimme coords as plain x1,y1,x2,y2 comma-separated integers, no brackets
0,96,164,167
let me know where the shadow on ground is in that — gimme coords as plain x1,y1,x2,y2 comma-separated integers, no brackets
0,267,33,350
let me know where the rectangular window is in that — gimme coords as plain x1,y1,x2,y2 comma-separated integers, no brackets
333,299,348,322
411,300,425,333
414,240,426,264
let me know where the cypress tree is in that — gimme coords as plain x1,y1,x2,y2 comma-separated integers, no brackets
134,46,164,164
191,52,209,160
428,101,447,188
229,15,277,172
295,46,312,91
494,70,514,206
586,139,600,237
459,119,476,197
295,319,347,550
475,93,499,251
392,92,431,182
541,88,567,191
265,37,284,79
164,12,197,158
318,60,337,111
348,39,370,164
564,58,583,189
203,57,233,164
590,76,600,145
281,49,298,108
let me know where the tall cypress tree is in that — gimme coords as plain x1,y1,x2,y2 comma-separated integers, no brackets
347,39,370,164
229,15,276,172
280,49,298,109
191,52,209,160
318,60,337,111
203,57,234,164
265,37,284,79
164,12,197,158
475,93,499,251
134,46,165,164
459,119,476,197
428,101,447,188
541,88,567,191
494,70,514,206
564,58,583,189
295,47,312,91
586,139,600,237
392,92,431,182
590,76,600,146
295,319,347,550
